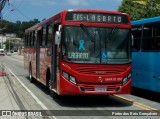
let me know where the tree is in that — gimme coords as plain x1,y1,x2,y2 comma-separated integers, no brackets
118,0,160,20
4,39,13,51
0,19,40,38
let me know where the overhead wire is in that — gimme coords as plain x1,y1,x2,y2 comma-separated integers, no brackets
9,3,31,21
2,0,31,21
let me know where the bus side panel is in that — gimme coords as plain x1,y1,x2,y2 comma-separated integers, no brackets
24,48,29,71
132,52,142,88
31,48,36,79
155,72,160,92
132,52,160,92
39,48,47,85
155,52,160,92
24,48,36,79
39,47,51,86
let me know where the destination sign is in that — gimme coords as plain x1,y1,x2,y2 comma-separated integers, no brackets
66,12,129,24
68,52,89,59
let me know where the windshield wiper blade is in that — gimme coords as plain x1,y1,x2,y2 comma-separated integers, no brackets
80,24,95,42
105,26,118,44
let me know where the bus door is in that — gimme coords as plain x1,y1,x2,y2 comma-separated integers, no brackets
51,24,60,90
36,29,42,80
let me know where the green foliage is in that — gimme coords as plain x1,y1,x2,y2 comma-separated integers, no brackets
0,19,40,38
118,0,160,20
3,39,13,51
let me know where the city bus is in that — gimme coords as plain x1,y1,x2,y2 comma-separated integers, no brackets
132,16,160,93
24,9,132,97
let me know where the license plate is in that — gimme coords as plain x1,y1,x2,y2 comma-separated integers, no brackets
95,87,106,92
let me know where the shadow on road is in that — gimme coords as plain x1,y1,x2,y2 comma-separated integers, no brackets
131,87,160,103
26,76,133,108
53,95,133,108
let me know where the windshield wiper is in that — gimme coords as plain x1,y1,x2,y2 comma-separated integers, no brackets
80,24,95,42
105,26,118,45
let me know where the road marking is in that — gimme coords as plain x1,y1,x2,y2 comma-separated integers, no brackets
114,95,160,114
5,65,57,119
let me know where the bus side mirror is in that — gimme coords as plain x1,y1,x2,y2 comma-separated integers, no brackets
55,31,61,45
131,34,134,46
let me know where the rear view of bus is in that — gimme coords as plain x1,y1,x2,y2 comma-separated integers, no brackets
59,10,132,95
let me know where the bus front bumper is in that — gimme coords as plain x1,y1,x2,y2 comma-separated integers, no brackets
58,77,131,95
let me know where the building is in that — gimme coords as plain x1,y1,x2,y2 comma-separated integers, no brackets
0,35,6,49
0,34,23,51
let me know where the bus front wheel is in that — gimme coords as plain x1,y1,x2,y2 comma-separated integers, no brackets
46,70,58,98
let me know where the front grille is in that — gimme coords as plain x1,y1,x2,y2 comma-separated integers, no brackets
81,85,117,92
76,66,126,75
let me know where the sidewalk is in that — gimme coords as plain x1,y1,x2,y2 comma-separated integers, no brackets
0,63,44,119
0,65,25,118
0,63,6,76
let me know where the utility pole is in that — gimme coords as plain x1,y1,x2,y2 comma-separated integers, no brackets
9,35,10,52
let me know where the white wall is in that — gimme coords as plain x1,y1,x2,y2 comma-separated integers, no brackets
0,35,7,49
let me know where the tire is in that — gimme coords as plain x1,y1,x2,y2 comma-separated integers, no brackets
29,64,34,83
47,71,58,98
49,87,58,98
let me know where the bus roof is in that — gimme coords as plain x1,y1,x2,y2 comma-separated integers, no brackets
25,9,129,33
132,16,160,26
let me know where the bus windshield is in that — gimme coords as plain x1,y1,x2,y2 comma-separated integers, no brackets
62,26,131,64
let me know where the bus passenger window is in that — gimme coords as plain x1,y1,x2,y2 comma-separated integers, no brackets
47,25,52,47
142,25,160,51
143,26,153,38
26,34,29,46
32,31,35,46
131,26,142,51
31,32,35,47
24,35,27,47
42,27,46,46
33,31,37,46
29,32,32,46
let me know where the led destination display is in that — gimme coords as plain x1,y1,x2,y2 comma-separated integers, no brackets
66,12,129,24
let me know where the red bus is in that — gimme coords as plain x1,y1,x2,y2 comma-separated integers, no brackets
24,9,132,97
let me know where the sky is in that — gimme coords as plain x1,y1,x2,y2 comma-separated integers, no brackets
2,0,122,22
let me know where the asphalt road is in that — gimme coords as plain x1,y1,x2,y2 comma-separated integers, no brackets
0,54,159,119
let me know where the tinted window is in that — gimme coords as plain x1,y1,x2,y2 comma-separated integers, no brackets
47,25,52,47
142,24,160,51
131,26,142,51
42,27,46,46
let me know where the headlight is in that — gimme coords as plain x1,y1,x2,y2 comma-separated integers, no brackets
69,76,76,84
123,73,131,85
62,71,77,85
